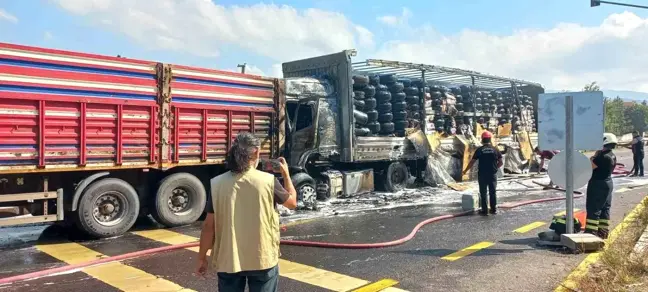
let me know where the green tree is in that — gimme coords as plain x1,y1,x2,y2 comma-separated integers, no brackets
583,81,601,92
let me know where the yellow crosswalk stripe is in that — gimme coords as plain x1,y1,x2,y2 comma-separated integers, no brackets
133,229,408,292
350,278,400,292
513,221,546,234
441,241,495,261
36,242,194,292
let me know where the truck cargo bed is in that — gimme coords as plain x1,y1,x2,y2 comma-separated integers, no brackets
0,43,280,174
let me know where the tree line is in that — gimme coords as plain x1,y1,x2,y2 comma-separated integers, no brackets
583,82,647,136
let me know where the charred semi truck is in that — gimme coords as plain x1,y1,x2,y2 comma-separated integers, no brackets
0,43,542,237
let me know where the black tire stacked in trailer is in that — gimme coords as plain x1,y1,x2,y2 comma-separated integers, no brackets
376,76,394,135
430,85,445,133
353,75,371,136
365,75,380,134
380,74,403,136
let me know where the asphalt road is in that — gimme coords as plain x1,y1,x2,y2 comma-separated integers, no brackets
1,149,647,292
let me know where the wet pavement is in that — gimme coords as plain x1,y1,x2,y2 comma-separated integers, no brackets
1,150,647,292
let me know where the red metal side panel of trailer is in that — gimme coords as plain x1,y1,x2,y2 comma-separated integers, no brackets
0,43,159,174
166,65,277,166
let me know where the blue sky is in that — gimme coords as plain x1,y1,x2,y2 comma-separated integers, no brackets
1,0,647,92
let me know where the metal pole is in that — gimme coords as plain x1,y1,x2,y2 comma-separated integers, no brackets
595,0,648,9
237,63,247,74
565,95,574,234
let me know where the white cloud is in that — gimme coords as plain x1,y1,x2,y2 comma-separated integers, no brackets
372,11,648,92
52,0,374,61
0,8,18,23
44,31,54,41
377,7,412,27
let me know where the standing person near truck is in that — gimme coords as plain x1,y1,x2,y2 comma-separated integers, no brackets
196,132,297,292
630,131,644,177
585,133,618,239
463,131,504,215
534,147,560,187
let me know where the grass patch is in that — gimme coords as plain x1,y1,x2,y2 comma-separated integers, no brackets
576,199,648,292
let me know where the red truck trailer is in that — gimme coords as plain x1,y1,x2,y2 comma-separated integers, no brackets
0,43,283,238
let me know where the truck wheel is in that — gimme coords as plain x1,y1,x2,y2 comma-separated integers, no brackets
381,162,409,192
292,173,317,207
75,178,140,238
152,173,206,227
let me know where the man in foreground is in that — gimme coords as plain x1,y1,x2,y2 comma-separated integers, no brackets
196,132,297,291
463,131,504,215
585,133,618,239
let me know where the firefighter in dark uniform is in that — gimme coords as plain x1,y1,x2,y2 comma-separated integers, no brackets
463,131,503,216
585,133,618,239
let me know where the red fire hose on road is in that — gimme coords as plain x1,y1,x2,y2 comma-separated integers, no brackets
0,195,583,285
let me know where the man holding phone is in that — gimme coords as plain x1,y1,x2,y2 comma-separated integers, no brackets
196,132,297,292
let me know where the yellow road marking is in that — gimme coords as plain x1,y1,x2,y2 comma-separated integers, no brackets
554,209,581,217
350,278,399,292
133,229,407,292
36,242,194,292
615,187,631,193
555,196,648,292
441,241,495,261
513,221,546,234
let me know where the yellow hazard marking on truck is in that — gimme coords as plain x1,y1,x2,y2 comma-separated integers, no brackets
350,278,399,292
441,241,495,261
36,242,195,292
513,221,546,234
554,209,581,217
132,229,408,292
555,196,648,292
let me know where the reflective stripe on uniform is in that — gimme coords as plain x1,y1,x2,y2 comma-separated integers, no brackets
555,219,566,224
585,225,599,231
599,219,610,226
586,219,599,225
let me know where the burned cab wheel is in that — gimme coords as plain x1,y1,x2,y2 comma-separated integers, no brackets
292,172,317,208
152,173,206,227
380,162,409,192
76,178,140,238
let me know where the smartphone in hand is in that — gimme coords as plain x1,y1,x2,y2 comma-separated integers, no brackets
260,158,282,173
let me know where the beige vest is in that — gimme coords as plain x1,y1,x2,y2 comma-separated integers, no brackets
209,168,279,273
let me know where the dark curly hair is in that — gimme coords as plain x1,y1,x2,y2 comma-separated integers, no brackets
226,132,261,173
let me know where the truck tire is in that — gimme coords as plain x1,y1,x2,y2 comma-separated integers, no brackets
75,178,140,238
353,91,365,100
404,87,419,95
355,127,371,136
152,173,207,227
392,101,407,111
380,162,409,192
354,110,368,125
394,120,408,131
408,104,420,111
392,92,406,102
405,95,419,104
364,98,377,110
380,122,395,133
380,74,397,84
363,85,376,98
353,75,369,87
354,99,365,110
389,82,404,93
378,112,393,123
400,79,412,87
291,172,317,207
393,110,407,120
367,121,381,133
366,110,379,122
369,75,380,86
377,102,392,113
376,91,391,103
